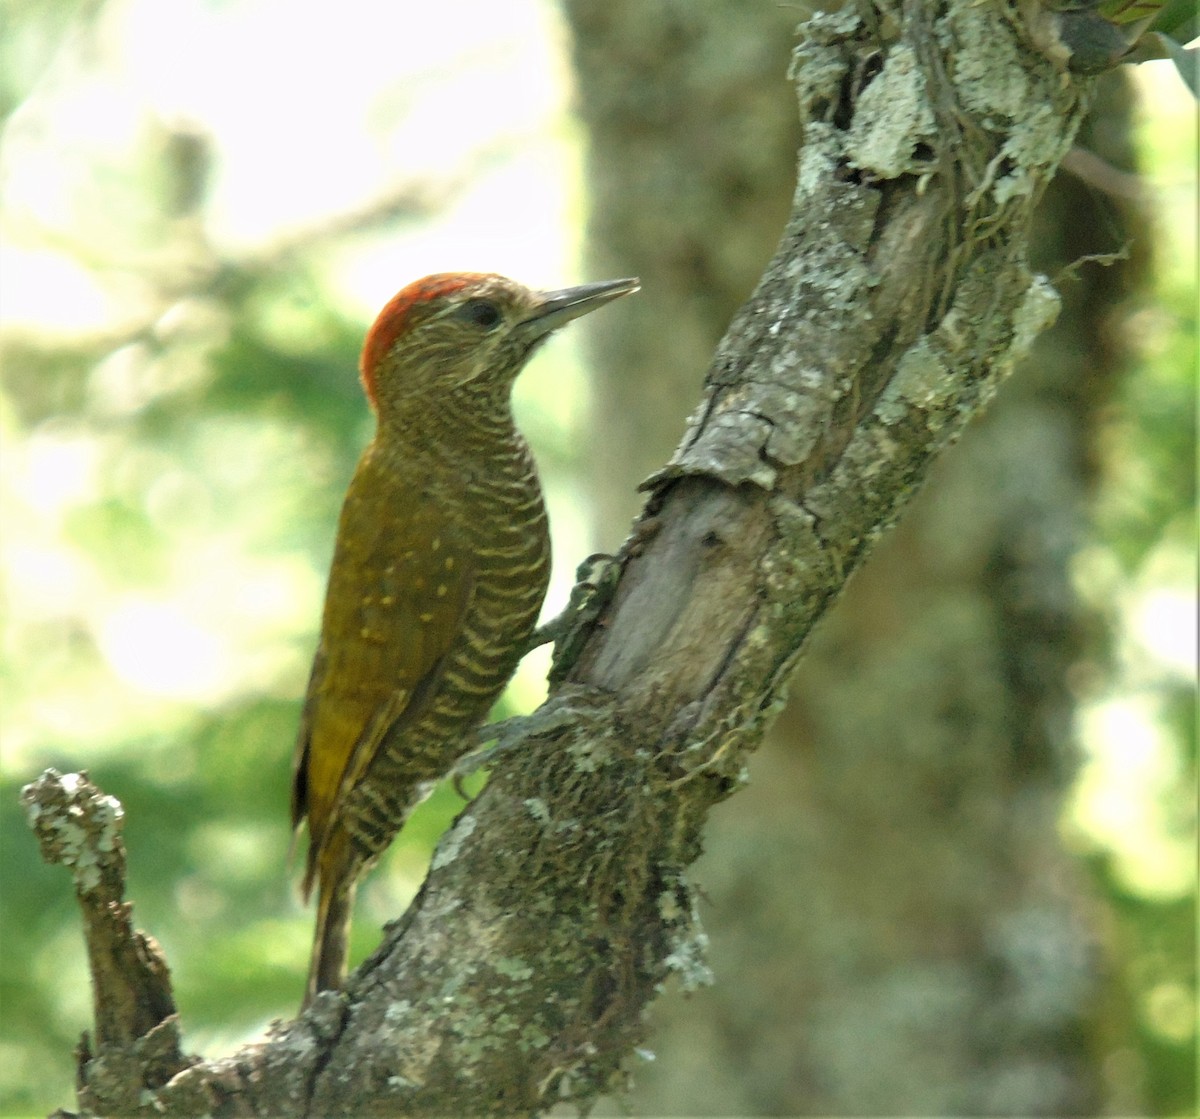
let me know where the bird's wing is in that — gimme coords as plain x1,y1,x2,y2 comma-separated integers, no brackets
291,451,475,892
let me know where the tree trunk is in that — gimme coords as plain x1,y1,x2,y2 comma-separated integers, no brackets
564,1,1150,1113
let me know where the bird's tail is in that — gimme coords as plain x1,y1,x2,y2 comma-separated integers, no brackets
302,838,357,1011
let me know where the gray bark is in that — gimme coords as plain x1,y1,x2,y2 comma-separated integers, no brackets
23,4,1112,1115
564,0,1148,1112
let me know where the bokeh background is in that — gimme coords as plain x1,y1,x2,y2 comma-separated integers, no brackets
1,2,1194,1116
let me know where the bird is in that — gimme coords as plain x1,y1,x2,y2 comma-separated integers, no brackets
290,271,639,1008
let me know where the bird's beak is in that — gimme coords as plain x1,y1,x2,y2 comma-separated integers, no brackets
521,277,640,339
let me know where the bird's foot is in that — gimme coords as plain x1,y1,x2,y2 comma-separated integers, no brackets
525,552,623,684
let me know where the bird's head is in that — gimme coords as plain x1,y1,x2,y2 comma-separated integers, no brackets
360,272,639,417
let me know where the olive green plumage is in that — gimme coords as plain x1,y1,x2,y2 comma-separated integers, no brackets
291,272,638,1008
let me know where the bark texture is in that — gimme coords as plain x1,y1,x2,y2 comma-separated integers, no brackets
564,1,1149,1112
25,4,1112,1114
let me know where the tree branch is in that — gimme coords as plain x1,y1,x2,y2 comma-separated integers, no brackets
26,3,1101,1115
20,770,194,1116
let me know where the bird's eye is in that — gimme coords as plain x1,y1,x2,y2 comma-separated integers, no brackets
456,299,502,329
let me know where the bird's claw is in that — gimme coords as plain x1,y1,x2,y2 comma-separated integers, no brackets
534,552,623,684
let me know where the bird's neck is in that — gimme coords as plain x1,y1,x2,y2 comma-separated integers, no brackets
373,385,525,464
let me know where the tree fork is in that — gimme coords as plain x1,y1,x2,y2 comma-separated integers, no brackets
24,4,1106,1114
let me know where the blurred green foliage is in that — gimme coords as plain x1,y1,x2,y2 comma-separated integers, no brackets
1072,68,1197,1116
1,6,576,1111
1,247,506,1113
0,3,1194,1117
3,274,388,1113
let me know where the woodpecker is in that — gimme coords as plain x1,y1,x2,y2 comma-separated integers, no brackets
291,271,639,1007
